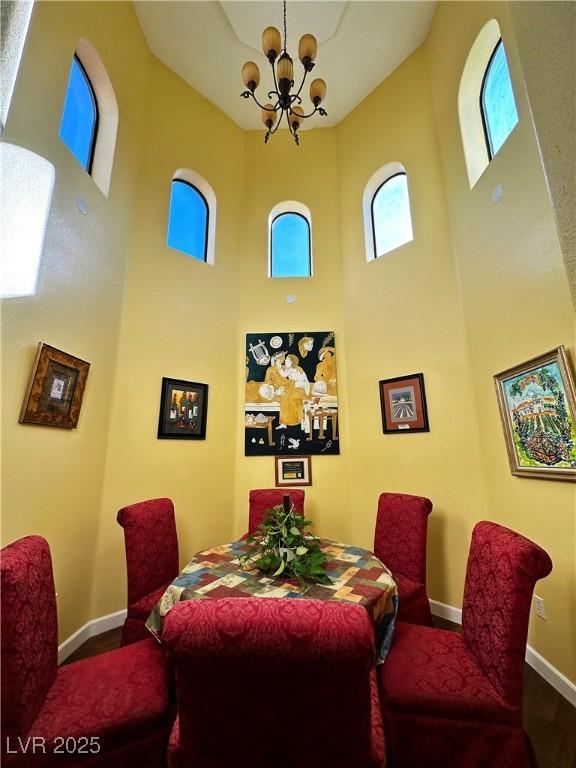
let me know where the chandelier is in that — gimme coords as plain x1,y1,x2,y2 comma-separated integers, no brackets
240,0,327,145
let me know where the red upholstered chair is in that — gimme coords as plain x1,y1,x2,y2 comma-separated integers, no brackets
163,598,386,768
374,492,433,626
117,497,179,645
247,488,305,535
1,535,172,768
378,521,552,768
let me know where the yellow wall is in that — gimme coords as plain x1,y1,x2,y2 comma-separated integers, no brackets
2,0,573,685
425,0,575,680
1,1,149,641
336,45,488,615
232,129,351,541
90,56,245,619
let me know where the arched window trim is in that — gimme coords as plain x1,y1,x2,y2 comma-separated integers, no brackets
362,161,413,262
458,20,519,189
71,53,99,173
170,168,217,265
479,38,503,161
64,38,118,197
370,171,409,262
268,200,313,278
169,178,210,263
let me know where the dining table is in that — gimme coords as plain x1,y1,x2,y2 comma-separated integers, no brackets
146,537,398,663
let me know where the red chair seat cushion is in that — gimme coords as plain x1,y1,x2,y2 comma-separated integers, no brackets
379,623,520,726
12,640,169,767
127,585,170,621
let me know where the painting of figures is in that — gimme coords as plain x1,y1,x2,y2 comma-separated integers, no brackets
494,346,576,480
245,331,339,456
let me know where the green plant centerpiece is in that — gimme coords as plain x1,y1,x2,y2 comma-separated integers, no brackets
240,495,331,586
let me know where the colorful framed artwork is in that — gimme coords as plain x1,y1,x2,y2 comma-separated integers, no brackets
245,331,339,456
494,346,576,480
379,373,429,433
275,455,312,487
19,343,91,429
158,377,208,440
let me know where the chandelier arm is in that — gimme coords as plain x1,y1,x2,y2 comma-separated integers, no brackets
289,94,303,106
248,91,278,111
270,60,281,102
269,110,285,135
286,112,300,146
297,105,322,119
291,67,310,102
285,109,299,145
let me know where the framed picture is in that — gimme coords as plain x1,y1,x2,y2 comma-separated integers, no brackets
494,346,576,480
275,455,312,487
19,343,90,429
379,373,429,433
158,377,208,440
245,331,339,456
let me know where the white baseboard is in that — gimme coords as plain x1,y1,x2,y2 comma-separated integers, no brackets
430,599,576,708
430,599,462,625
57,600,576,708
58,609,126,664
524,645,576,707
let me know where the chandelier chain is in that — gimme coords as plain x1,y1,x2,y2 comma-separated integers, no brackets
283,0,287,53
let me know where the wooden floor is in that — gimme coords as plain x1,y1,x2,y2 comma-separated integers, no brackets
65,619,576,768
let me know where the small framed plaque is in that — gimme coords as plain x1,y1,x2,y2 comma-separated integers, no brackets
274,455,312,487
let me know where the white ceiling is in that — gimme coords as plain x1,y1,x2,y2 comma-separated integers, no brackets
133,1,437,131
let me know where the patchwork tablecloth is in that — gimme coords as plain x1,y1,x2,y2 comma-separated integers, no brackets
146,538,398,663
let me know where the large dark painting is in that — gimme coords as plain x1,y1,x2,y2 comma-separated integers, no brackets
245,331,339,456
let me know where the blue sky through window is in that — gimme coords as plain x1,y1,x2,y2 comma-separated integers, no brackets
271,213,310,277
482,41,519,157
59,57,97,170
372,174,413,257
167,180,208,261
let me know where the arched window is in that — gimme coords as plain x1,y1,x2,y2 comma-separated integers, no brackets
167,169,216,264
58,40,118,196
459,20,519,188
59,55,98,172
480,39,519,159
363,162,413,262
269,201,312,278
167,180,209,262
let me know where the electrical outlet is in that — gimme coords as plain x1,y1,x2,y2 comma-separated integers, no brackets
534,595,547,620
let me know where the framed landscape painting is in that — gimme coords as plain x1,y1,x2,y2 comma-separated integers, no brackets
494,346,576,480
379,373,429,433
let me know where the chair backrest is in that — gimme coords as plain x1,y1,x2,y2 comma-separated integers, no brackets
373,492,433,584
164,598,382,768
1,535,58,739
117,497,179,606
462,521,552,708
248,488,305,534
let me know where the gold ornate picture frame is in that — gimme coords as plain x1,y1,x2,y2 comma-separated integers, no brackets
494,346,576,481
19,343,91,429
